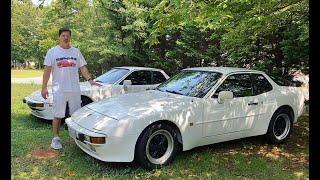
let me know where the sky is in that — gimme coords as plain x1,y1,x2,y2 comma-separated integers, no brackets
31,0,53,6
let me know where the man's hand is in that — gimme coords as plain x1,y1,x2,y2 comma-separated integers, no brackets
80,65,102,87
89,79,102,87
41,87,49,99
41,66,51,99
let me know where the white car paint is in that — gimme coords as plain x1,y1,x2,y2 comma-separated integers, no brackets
23,66,169,120
65,67,305,163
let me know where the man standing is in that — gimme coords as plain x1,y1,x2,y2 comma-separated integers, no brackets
41,27,101,150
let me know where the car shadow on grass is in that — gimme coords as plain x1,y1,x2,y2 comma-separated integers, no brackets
62,115,308,173
12,112,72,129
13,113,51,128
89,136,268,173
20,114,308,174
98,115,308,172
61,138,146,173
176,114,309,171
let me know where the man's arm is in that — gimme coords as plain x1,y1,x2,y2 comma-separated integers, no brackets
41,66,52,99
80,65,102,87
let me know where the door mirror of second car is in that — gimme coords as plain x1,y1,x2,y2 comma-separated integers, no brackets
123,80,132,86
218,91,233,104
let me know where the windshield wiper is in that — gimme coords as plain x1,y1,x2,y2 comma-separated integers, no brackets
95,80,103,83
154,87,163,92
165,90,183,95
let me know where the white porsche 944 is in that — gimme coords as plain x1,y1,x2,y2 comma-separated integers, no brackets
23,66,169,120
65,67,305,169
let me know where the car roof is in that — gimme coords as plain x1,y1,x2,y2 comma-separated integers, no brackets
184,67,264,75
113,66,164,71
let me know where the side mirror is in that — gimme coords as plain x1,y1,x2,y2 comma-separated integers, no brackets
218,91,233,104
123,80,132,86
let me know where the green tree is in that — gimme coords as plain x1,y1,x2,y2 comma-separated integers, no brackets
11,0,309,77
12,0,44,68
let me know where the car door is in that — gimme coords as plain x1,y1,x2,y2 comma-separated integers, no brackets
250,73,274,133
203,73,261,137
119,70,153,93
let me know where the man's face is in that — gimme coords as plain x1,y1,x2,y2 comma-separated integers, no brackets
59,31,71,45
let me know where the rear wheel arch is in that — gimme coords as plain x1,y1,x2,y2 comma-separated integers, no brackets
266,105,294,144
273,105,294,122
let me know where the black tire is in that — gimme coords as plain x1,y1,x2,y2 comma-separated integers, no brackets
135,123,179,170
64,96,92,119
81,96,93,107
266,108,293,144
60,102,70,124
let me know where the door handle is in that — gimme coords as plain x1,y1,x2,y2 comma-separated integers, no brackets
248,102,259,106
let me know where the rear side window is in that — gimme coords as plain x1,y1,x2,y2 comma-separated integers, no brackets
122,70,152,85
213,74,253,98
152,71,167,84
268,75,292,86
252,74,273,95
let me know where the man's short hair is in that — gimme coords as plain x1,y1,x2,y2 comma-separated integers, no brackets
59,28,71,36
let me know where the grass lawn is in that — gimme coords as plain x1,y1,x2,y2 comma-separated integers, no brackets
11,83,309,179
11,69,43,78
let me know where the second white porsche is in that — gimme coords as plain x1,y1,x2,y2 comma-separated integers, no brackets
23,66,169,120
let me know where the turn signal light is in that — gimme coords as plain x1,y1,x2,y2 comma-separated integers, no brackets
90,137,106,144
34,103,44,107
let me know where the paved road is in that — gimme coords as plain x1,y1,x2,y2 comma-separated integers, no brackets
11,76,52,85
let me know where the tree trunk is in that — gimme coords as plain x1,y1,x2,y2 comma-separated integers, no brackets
270,33,284,75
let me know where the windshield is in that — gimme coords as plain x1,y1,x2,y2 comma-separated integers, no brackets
157,70,222,98
95,68,130,84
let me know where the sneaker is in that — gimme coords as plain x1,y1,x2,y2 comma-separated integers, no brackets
51,137,62,150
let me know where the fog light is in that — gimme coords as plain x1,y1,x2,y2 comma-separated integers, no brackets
90,137,105,144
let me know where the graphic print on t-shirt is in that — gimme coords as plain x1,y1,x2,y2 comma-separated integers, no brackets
56,57,77,68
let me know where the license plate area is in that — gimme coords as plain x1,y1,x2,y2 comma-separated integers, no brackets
68,126,97,152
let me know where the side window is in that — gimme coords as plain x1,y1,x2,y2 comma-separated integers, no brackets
268,74,292,86
212,74,253,98
253,74,273,95
122,70,152,85
152,71,167,84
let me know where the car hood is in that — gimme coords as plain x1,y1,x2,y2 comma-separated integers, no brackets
27,81,109,103
85,90,192,120
69,106,119,132
28,89,53,103
79,82,117,101
79,81,99,91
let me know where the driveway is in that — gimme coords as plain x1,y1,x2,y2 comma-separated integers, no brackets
11,76,52,85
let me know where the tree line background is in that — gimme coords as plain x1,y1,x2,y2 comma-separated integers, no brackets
11,0,309,77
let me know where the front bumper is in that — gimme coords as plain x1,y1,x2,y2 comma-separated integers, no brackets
65,118,138,162
23,97,54,120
